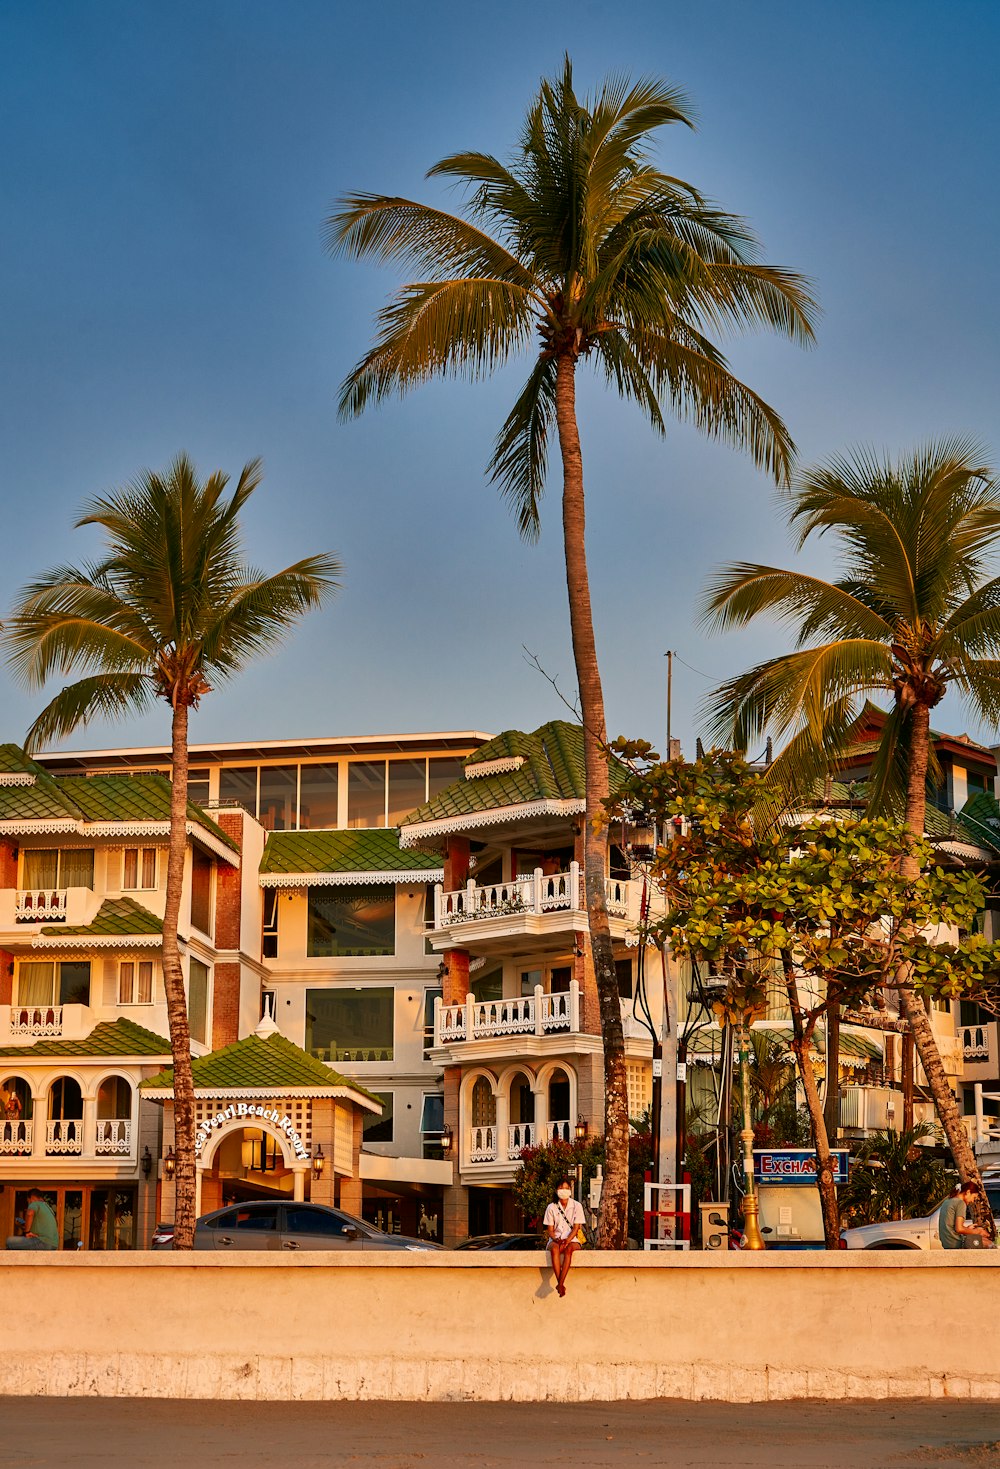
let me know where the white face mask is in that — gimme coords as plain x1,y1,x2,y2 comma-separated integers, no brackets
557,1189,571,1201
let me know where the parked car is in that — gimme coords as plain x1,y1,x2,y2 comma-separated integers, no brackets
453,1232,546,1251
151,1200,441,1251
841,1179,1000,1249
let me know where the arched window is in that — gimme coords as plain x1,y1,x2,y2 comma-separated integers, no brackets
96,1076,132,1120
470,1076,496,1127
548,1067,571,1134
507,1071,535,1125
0,1075,32,1121
46,1076,83,1155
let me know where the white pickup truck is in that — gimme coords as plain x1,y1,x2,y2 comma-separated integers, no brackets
841,1178,1000,1249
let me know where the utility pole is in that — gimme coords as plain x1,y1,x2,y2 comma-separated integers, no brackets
665,650,673,756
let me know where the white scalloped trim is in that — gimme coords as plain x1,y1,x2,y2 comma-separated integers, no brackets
0,773,37,787
260,868,443,888
31,932,162,949
143,1085,380,1108
399,798,585,846
464,756,525,779
0,817,238,866
0,820,79,835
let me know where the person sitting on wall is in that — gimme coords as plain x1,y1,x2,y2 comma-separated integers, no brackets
544,1177,587,1297
6,1187,58,1251
938,1181,993,1249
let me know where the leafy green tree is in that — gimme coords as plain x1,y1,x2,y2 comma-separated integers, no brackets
329,59,817,1245
610,745,1000,1246
839,1125,953,1226
702,439,1000,1222
5,455,340,1247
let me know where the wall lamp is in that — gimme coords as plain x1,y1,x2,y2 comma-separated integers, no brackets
141,1146,152,1179
440,1124,453,1152
312,1143,325,1179
574,1117,589,1141
163,1146,176,1181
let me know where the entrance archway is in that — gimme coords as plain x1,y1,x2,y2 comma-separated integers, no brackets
196,1117,309,1214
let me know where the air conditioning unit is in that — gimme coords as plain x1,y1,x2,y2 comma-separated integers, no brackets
839,1086,902,1134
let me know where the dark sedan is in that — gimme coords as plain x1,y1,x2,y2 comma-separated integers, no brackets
152,1200,441,1251
453,1232,546,1251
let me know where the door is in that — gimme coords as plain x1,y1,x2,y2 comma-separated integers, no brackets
279,1203,366,1252
204,1202,280,1251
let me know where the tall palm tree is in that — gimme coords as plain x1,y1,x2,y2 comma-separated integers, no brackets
327,58,817,1246
701,438,1000,1216
5,456,340,1247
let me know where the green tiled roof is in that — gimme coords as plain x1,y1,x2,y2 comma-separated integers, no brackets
261,828,442,878
42,895,162,938
400,721,625,832
141,1032,381,1105
0,1018,170,1059
956,793,1000,857
0,748,237,853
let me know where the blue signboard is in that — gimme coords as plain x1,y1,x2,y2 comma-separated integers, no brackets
754,1148,850,1186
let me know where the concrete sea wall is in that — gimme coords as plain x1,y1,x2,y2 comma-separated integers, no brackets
1,1252,997,1402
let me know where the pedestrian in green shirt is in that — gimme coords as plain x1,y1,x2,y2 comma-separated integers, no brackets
938,1182,991,1250
5,1188,58,1251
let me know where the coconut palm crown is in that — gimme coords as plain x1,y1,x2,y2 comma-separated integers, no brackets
328,57,818,534
5,454,341,1247
702,437,1000,817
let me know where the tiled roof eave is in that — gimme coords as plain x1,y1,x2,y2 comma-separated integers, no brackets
0,817,238,863
399,798,585,846
141,1084,382,1113
260,867,444,888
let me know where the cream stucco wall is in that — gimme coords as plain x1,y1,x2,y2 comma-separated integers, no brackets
1,1253,998,1402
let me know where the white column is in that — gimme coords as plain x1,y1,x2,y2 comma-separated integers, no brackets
465,991,476,1040
434,882,443,927
534,982,545,1037
569,861,581,910
292,1166,307,1202
975,1082,985,1148
569,978,581,1033
195,1161,205,1216
433,994,443,1046
532,867,543,913
82,1094,98,1159
495,1088,510,1162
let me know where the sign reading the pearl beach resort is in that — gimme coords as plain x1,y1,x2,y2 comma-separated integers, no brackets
754,1148,849,1186
195,1102,310,1161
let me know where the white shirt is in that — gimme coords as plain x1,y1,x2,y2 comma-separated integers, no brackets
543,1198,586,1241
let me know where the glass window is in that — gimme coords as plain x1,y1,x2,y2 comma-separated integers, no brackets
307,885,395,957
190,848,213,936
305,987,394,1062
258,766,297,832
363,1091,394,1143
58,849,95,889
0,1075,32,1122
22,848,94,889
299,763,339,830
118,961,153,1005
520,969,542,997
419,1093,444,1135
472,968,503,1003
284,1206,352,1236
22,849,58,888
551,965,572,994
387,759,426,824
189,959,210,1045
347,761,386,828
231,1205,279,1231
428,758,464,799
17,961,55,1006
123,847,157,890
96,1076,132,1118
616,958,634,999
219,766,257,814
187,769,211,807
58,962,91,1006
423,987,440,1058
262,889,279,959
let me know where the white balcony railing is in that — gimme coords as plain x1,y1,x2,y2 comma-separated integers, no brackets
14,888,68,923
433,864,632,930
45,1119,83,1155
9,1005,63,1038
469,1125,498,1163
94,1119,132,1155
436,981,581,1047
0,1120,32,1155
960,1024,996,1061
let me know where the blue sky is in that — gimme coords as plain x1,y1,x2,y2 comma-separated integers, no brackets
2,1,999,756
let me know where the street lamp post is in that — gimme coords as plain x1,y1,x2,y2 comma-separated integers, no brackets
737,1019,766,1251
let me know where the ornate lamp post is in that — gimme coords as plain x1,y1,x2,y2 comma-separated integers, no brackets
736,1016,766,1251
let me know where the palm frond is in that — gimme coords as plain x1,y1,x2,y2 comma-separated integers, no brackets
200,555,342,675
339,278,536,418
488,357,558,541
23,672,154,753
325,194,536,288
701,564,894,643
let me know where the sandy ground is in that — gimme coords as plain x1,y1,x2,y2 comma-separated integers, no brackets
0,1398,999,1468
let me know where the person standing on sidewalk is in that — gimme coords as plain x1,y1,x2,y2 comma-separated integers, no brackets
544,1179,587,1297
6,1188,58,1251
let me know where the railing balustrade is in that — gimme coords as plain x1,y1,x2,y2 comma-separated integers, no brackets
960,1024,993,1060
469,1125,498,1163
94,1118,132,1155
9,1005,63,1038
433,864,633,930
0,1119,32,1155
435,981,581,1046
45,1118,83,1155
15,889,68,923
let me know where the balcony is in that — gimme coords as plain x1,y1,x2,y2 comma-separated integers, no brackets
45,1119,83,1155
15,889,67,923
0,1120,32,1156
959,1022,1000,1081
94,1119,132,1156
437,984,580,1046
8,1005,63,1038
467,1119,573,1165
429,863,637,955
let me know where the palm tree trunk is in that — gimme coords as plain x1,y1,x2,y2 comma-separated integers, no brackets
163,699,197,1249
554,350,630,1249
782,952,840,1248
897,704,994,1235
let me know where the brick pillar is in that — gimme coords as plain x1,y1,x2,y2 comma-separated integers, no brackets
308,1099,336,1206
211,812,249,1046
0,949,12,1007
443,834,470,892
